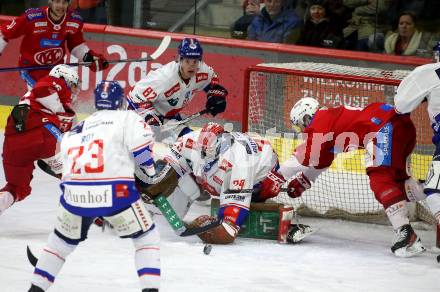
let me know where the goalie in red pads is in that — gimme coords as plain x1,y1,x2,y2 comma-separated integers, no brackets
280,97,426,257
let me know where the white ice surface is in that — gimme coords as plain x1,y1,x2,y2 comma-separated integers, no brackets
0,134,439,292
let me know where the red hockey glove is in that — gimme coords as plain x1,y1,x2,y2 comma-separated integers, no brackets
83,50,109,72
257,170,286,201
287,172,311,198
57,110,76,132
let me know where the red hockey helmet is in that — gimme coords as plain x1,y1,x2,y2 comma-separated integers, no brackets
198,122,225,161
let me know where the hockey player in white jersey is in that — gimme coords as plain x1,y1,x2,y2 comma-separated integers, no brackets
164,122,312,244
394,62,440,244
28,81,163,292
126,37,228,142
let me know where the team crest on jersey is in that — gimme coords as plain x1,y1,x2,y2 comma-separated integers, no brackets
164,83,180,97
196,73,208,83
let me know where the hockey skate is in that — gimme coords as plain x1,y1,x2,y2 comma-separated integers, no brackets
286,224,315,244
28,284,44,292
391,224,426,257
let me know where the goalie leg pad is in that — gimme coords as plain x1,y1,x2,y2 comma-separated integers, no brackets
405,177,426,202
31,232,77,291
105,199,154,238
189,215,239,244
424,160,440,195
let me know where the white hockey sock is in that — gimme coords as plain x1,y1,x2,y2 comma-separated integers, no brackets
31,232,76,290
0,191,14,215
385,201,410,230
132,228,161,290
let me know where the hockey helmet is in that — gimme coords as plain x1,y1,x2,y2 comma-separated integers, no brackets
198,122,225,161
290,97,319,131
49,64,80,89
178,38,203,60
94,80,124,110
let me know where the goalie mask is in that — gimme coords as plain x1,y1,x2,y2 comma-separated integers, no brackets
94,80,124,110
198,122,225,162
290,97,319,132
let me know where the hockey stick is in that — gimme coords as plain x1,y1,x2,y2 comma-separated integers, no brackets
225,188,288,194
26,246,38,267
37,159,220,237
0,36,171,73
160,109,210,132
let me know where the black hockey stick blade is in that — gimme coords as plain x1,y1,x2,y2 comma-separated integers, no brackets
179,219,222,237
27,246,38,267
37,160,61,179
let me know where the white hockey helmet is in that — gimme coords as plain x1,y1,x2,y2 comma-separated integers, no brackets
290,97,319,131
197,122,225,162
49,64,80,89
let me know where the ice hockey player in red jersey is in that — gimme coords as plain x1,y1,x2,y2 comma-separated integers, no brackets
0,64,79,216
279,97,426,257
0,0,108,87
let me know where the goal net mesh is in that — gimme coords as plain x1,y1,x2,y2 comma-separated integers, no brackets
245,62,435,225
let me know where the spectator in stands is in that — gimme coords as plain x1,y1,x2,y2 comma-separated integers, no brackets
231,0,262,39
342,0,391,52
327,0,352,33
247,0,303,43
296,0,343,48
384,11,437,57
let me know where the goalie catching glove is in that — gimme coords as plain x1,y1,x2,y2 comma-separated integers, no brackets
135,159,179,201
188,215,239,244
205,84,228,116
287,172,311,198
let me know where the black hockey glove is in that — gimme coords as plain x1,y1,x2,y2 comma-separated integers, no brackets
205,84,228,116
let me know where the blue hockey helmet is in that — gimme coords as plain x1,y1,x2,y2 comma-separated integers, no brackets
178,38,203,60
94,80,124,110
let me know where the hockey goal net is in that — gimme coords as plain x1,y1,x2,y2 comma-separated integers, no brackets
243,62,436,227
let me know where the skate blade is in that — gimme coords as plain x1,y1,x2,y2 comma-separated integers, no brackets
290,226,317,243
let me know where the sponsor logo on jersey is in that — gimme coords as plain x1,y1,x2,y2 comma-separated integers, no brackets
33,29,47,34
34,47,64,65
219,159,233,171
52,33,58,39
35,21,47,27
64,184,113,208
66,22,80,29
185,139,194,149
26,10,44,21
115,184,129,198
212,175,223,185
167,97,179,106
40,38,63,48
164,83,180,97
224,194,246,202
196,73,208,83
70,12,83,21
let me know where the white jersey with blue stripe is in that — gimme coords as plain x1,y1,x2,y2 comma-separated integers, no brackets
59,110,154,217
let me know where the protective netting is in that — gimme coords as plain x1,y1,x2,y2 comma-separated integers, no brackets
246,62,436,225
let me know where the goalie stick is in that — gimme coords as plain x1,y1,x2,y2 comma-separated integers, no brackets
0,36,171,72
